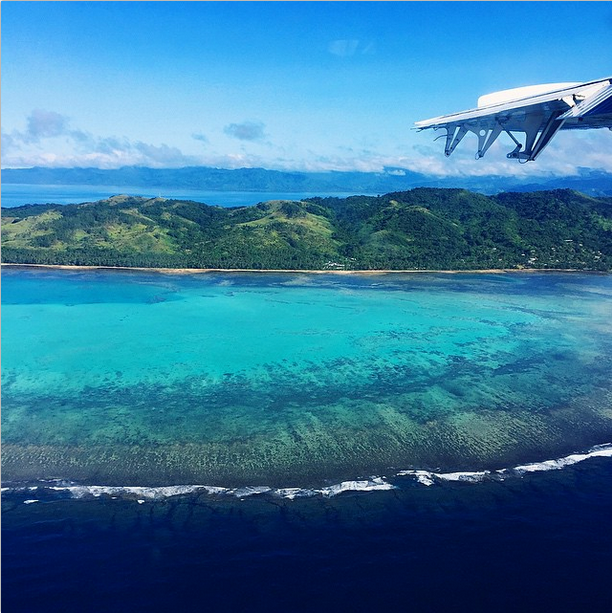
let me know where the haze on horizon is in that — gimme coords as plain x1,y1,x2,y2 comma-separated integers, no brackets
2,1,611,179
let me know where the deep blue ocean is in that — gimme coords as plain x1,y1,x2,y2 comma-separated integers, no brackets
3,253,612,609
3,460,612,613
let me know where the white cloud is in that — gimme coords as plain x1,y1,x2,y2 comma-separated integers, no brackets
2,109,199,169
223,121,266,142
328,39,360,58
191,132,209,144
328,39,375,58
401,128,612,178
3,146,200,170
251,127,612,177
3,109,610,176
25,109,69,142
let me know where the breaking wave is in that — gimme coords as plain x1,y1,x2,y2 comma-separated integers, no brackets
1,477,395,503
397,443,612,486
3,444,611,504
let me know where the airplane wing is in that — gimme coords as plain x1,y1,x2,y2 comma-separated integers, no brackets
416,77,612,162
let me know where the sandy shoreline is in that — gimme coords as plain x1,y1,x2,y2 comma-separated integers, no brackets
1,262,607,275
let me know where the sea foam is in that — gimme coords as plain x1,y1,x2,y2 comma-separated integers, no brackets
508,443,612,475
3,444,611,504
6,477,396,503
397,468,490,485
397,443,612,486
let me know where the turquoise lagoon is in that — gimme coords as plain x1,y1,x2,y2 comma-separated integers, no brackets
2,267,612,487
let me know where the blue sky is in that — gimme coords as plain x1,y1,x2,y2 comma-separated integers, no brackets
2,1,611,177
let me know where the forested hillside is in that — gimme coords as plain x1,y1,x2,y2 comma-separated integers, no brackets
2,188,612,270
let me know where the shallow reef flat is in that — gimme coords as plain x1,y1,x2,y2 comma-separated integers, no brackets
2,268,612,488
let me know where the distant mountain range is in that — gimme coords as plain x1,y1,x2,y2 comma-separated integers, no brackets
3,188,612,271
3,165,612,196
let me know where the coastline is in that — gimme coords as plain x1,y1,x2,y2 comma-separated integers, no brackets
2,262,607,275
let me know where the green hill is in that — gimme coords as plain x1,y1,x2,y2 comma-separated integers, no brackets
2,188,612,270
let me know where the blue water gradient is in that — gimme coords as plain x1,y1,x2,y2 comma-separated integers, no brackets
3,268,612,612
2,268,612,487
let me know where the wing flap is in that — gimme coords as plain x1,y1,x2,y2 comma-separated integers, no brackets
559,83,612,119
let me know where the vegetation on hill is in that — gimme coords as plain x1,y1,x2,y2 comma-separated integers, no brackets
2,188,612,271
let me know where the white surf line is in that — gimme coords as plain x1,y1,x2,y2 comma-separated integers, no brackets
509,443,612,475
397,443,612,486
397,468,490,485
4,444,611,502
3,477,396,502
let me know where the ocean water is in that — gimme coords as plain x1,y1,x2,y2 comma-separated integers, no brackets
0,183,360,208
2,268,612,611
3,268,612,488
3,460,612,613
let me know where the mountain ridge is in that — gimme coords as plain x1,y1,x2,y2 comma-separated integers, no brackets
3,165,612,196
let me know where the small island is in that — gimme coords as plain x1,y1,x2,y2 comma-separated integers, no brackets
2,188,612,271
